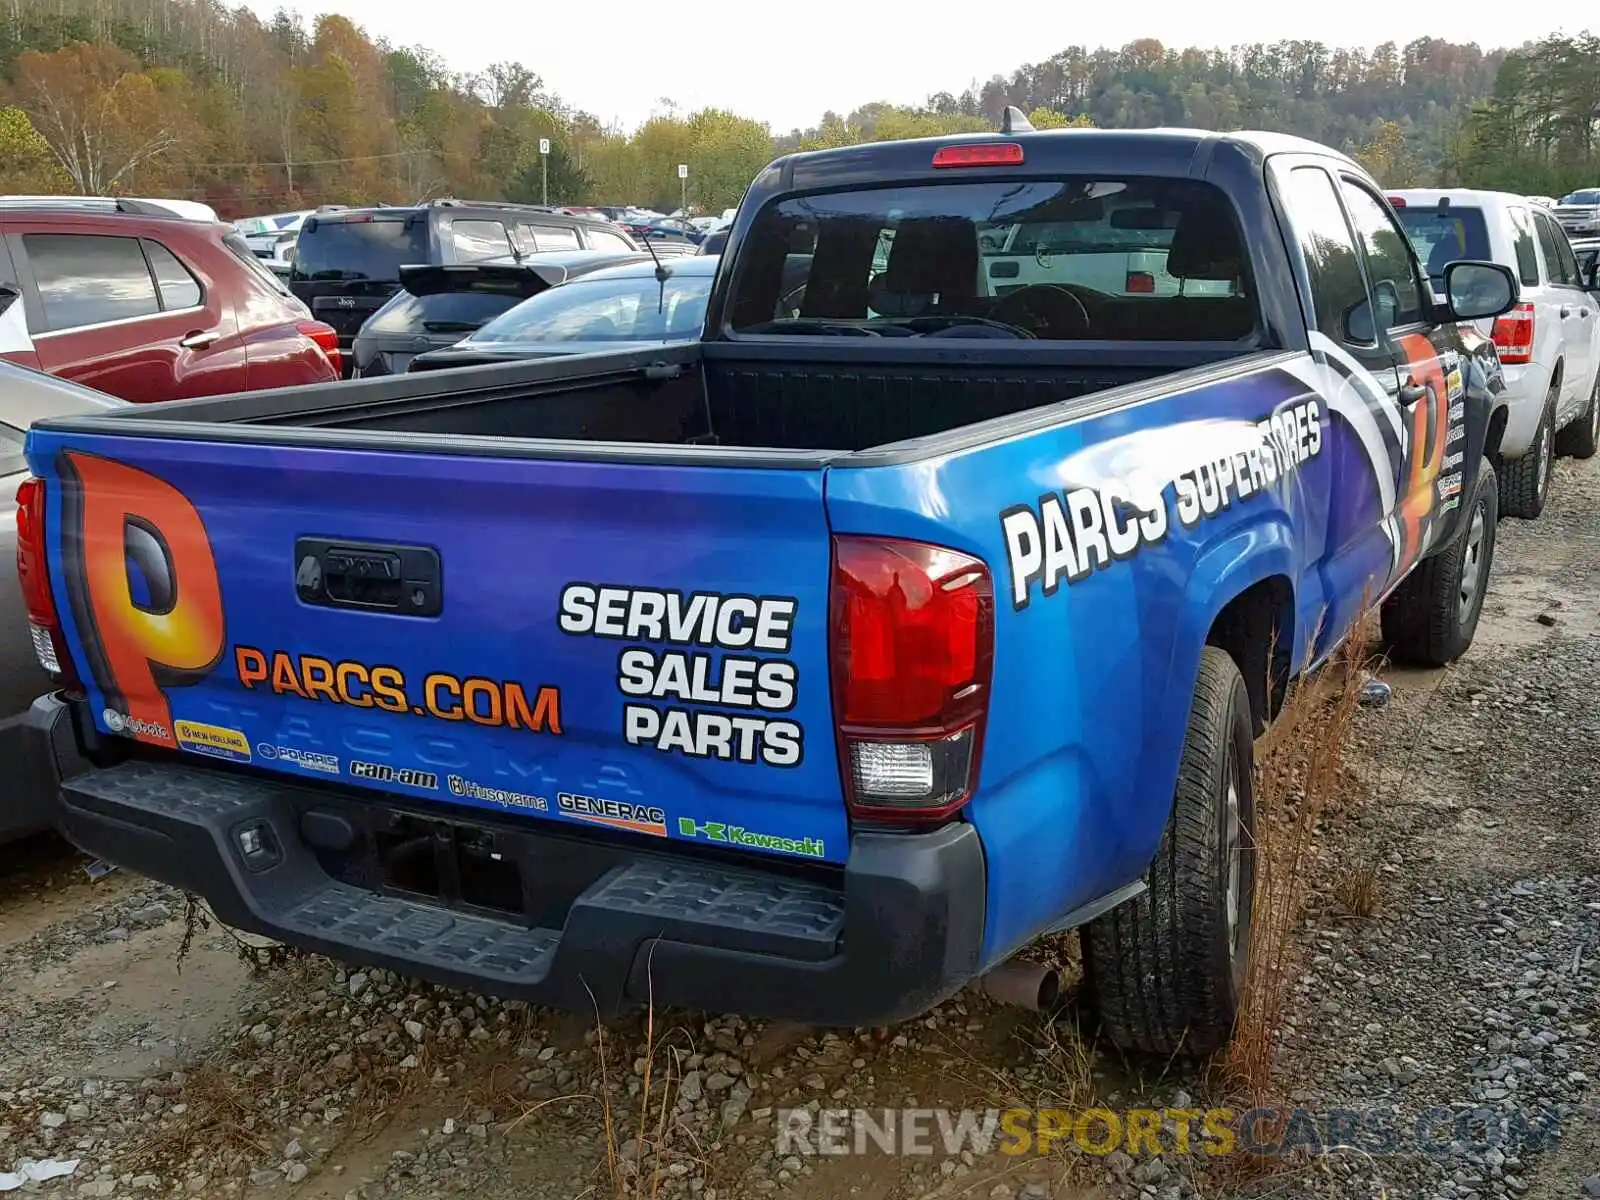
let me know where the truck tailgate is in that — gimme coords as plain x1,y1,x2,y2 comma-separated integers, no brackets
27,429,847,864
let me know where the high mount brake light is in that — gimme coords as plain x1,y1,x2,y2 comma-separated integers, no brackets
932,143,1025,169
830,535,994,825
1387,196,1407,208
15,476,78,686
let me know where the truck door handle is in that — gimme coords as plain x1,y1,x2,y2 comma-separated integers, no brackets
1398,379,1428,407
179,330,219,349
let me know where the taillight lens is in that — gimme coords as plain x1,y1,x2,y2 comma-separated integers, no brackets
830,536,994,824
1492,302,1535,365
15,476,78,685
297,320,342,376
1125,271,1156,294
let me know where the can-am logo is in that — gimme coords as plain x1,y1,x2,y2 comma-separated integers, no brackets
102,708,169,739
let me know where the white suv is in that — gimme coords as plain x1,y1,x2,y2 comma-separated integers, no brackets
1391,189,1600,518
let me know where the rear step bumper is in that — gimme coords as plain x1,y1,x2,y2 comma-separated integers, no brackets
30,697,985,1026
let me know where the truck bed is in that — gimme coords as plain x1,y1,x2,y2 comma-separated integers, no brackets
66,340,1269,458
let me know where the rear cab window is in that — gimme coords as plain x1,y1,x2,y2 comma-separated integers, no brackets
724,176,1258,341
292,216,429,282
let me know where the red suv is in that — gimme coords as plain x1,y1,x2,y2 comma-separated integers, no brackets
0,200,339,400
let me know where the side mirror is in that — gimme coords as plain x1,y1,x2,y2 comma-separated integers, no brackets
1442,260,1518,321
0,283,18,316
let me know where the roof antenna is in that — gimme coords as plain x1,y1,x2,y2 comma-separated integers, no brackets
637,232,670,312
1000,106,1034,134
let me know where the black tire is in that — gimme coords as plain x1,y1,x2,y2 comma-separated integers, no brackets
1081,646,1253,1059
1381,457,1498,667
1555,375,1600,460
1499,391,1555,519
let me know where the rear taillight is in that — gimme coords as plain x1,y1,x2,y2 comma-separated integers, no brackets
1125,270,1156,294
15,476,78,686
297,320,342,376
830,536,994,825
1492,302,1535,365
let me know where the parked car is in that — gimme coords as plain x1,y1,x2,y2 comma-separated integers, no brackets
290,201,642,375
1526,195,1557,209
236,206,349,276
1571,236,1600,283
0,199,340,400
1552,189,1600,238
0,361,124,841
17,123,1517,1057
1392,189,1600,518
408,254,717,370
698,226,730,256
351,249,651,377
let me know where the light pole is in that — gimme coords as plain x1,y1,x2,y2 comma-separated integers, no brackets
678,162,688,214
539,138,550,206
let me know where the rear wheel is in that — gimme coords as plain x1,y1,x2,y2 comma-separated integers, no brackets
1382,457,1498,667
1081,646,1253,1059
1555,375,1600,460
1500,391,1556,519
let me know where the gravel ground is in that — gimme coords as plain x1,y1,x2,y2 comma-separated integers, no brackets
0,451,1595,1200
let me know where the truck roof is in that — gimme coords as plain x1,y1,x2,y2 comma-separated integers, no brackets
768,126,1361,192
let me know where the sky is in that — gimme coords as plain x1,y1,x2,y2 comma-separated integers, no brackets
242,0,1585,133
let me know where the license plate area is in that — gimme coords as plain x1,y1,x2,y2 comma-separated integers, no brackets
373,813,523,916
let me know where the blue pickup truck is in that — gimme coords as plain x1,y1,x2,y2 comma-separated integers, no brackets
14,121,1518,1057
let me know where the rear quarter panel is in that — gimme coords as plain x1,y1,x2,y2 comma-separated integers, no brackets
827,353,1409,965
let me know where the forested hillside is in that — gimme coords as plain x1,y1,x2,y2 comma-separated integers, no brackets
0,0,1596,216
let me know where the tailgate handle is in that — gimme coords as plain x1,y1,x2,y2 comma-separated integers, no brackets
295,537,443,617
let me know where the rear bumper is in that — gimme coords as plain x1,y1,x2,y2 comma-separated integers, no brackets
1499,363,1553,457
32,696,986,1026
0,695,85,843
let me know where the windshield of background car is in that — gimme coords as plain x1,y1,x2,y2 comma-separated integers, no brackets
1394,206,1492,283
366,290,523,336
1561,190,1600,205
725,177,1257,340
291,217,428,282
468,272,713,343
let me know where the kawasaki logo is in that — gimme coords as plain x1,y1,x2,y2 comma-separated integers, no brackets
677,817,825,858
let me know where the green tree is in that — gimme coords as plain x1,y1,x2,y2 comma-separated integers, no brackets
0,105,71,191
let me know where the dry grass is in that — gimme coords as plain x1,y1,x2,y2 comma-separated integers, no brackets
1332,853,1384,918
1221,620,1377,1108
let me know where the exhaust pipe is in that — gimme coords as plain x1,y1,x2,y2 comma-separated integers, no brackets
979,960,1061,1012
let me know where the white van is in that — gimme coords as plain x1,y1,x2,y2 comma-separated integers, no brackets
1391,188,1600,518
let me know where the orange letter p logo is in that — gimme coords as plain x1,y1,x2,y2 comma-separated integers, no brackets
58,451,225,747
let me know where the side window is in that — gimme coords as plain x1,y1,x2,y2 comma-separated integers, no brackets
584,227,635,253
1534,212,1578,286
24,234,160,332
451,219,514,263
143,240,202,310
1339,181,1425,328
1507,207,1542,287
523,223,581,252
0,421,25,477
1281,166,1372,344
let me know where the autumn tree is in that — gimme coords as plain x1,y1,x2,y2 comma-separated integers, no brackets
1355,120,1420,188
12,42,187,193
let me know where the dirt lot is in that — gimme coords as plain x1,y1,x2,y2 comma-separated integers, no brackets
1,453,1596,1200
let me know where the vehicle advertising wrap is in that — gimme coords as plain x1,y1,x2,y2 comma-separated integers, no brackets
822,338,1484,960
30,436,844,862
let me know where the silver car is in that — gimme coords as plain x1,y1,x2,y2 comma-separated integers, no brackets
1,360,124,840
